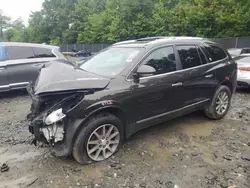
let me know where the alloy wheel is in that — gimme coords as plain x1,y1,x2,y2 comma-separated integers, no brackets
215,91,229,115
87,124,120,161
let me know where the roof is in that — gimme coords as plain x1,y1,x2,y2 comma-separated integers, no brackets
1,42,59,49
113,36,212,48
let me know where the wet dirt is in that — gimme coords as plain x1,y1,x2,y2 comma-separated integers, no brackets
0,89,250,188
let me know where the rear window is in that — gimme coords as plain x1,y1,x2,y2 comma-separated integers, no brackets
204,45,227,62
241,48,250,54
33,47,56,58
7,46,36,60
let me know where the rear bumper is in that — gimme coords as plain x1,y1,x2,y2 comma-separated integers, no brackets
237,81,250,88
237,77,250,88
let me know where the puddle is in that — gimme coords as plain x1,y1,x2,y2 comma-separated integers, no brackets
178,121,215,137
0,150,41,164
0,175,37,188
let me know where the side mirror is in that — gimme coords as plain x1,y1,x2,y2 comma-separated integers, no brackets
136,65,156,77
133,65,156,82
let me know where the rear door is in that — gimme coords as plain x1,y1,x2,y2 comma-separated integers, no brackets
202,44,235,90
175,45,217,107
0,44,9,91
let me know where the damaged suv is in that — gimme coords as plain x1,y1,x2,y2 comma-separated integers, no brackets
28,37,237,164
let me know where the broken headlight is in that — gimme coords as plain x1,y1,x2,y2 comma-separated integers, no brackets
44,108,66,125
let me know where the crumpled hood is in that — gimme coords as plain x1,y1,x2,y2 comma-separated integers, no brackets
34,61,110,95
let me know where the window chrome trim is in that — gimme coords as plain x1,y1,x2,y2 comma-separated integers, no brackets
136,99,210,124
0,85,9,89
9,82,30,87
127,56,229,81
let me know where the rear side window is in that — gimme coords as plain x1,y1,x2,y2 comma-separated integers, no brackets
33,47,56,58
204,45,227,62
176,45,201,69
7,46,36,60
143,46,176,75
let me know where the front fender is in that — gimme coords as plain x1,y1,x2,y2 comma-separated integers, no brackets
55,100,125,156
67,99,123,119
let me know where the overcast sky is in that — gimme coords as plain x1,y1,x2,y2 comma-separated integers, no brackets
0,0,44,26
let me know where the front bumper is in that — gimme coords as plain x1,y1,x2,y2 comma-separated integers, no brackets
29,113,85,157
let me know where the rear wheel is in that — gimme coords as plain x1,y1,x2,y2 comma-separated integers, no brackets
205,85,231,120
73,113,124,164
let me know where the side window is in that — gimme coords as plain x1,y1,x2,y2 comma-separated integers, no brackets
197,47,207,64
143,46,176,75
7,46,36,60
33,47,56,58
176,45,201,69
200,46,213,62
204,45,227,62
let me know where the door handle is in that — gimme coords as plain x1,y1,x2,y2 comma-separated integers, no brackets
172,82,183,87
205,74,214,78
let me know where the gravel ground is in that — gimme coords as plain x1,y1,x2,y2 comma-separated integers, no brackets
0,89,250,188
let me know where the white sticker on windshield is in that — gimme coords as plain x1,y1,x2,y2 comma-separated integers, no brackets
126,51,140,63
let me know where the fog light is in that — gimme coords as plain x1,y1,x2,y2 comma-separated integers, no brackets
44,108,66,125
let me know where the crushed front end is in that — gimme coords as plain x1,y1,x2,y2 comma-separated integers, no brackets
27,86,85,154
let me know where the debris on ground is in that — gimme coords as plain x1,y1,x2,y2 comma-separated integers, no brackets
1,163,9,172
0,90,250,187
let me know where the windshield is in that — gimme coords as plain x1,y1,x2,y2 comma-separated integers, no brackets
80,47,140,77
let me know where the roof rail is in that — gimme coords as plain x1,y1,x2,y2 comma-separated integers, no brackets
170,36,204,40
113,40,137,46
136,36,168,41
113,36,205,46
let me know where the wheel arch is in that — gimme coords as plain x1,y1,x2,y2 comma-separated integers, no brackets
72,106,127,145
218,80,233,94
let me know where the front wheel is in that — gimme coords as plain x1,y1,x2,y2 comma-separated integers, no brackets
205,85,231,120
73,113,124,164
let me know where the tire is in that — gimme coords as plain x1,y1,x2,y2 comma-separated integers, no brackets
205,85,232,120
73,113,124,164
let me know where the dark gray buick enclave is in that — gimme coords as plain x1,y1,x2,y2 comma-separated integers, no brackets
27,37,237,164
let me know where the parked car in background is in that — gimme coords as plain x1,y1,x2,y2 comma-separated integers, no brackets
28,37,237,164
71,49,92,57
0,42,66,92
236,56,250,88
75,56,93,66
227,48,250,58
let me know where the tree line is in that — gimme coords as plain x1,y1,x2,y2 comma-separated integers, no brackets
1,0,250,45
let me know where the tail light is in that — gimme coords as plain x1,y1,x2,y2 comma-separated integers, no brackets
238,67,250,71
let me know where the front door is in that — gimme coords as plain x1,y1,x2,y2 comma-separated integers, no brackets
0,63,9,92
0,44,9,91
6,46,44,90
127,46,185,132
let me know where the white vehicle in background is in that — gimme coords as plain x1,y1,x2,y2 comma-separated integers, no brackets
227,48,250,58
236,56,250,88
